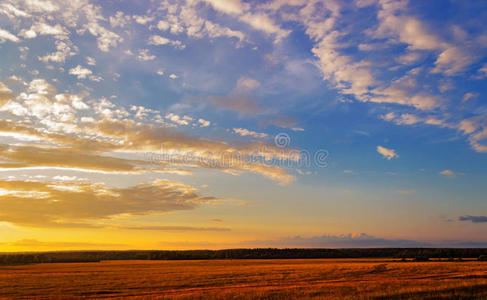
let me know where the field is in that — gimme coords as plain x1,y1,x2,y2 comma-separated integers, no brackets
1,259,487,299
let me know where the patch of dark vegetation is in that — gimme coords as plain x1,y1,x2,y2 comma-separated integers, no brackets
373,283,487,299
1,248,487,266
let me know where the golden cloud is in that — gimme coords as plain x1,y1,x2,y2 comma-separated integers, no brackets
0,179,222,228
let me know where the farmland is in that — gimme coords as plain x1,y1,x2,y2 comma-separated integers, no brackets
1,259,487,299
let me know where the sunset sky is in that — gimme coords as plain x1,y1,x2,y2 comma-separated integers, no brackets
0,0,487,251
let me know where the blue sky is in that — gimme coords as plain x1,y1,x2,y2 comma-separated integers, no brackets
0,0,486,250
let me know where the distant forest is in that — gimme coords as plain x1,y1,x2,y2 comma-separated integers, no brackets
1,248,487,266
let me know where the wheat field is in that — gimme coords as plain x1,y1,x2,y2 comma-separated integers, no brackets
1,259,487,299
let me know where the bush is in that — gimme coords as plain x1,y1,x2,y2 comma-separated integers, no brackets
478,255,487,261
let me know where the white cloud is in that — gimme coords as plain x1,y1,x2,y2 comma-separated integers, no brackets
21,22,69,39
133,15,154,25
88,75,103,82
109,11,131,28
203,0,245,15
198,118,210,127
0,3,31,18
23,0,59,13
233,128,268,139
80,5,124,52
377,145,398,160
38,41,76,63
0,28,20,42
18,29,36,39
86,56,96,66
169,74,178,79
239,12,289,43
155,2,246,43
165,113,189,126
148,35,185,50
68,65,93,79
136,49,156,61
80,117,95,123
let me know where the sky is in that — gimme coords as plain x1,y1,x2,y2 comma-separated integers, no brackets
0,0,487,251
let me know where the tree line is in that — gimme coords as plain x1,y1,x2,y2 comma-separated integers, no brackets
1,248,487,266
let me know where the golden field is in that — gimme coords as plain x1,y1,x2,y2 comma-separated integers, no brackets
1,259,487,299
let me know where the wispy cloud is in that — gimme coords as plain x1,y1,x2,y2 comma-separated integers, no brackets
439,170,464,177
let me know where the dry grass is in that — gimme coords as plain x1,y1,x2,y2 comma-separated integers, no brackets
1,259,487,299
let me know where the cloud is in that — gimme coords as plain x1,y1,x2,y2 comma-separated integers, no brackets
86,56,96,66
133,14,154,25
136,49,156,61
0,80,297,185
0,145,156,174
239,12,290,43
439,169,463,177
0,28,20,42
79,4,124,52
165,113,190,126
462,92,477,103
109,11,131,28
0,82,13,106
69,65,93,79
439,170,454,176
235,77,260,91
0,3,31,18
233,128,268,139
203,0,245,15
0,179,224,228
475,63,487,79
28,22,68,37
156,1,246,43
396,51,423,64
234,233,487,248
148,35,185,49
198,118,210,127
38,40,77,63
21,0,60,13
377,146,398,160
458,215,487,223
202,0,289,43
374,3,447,52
